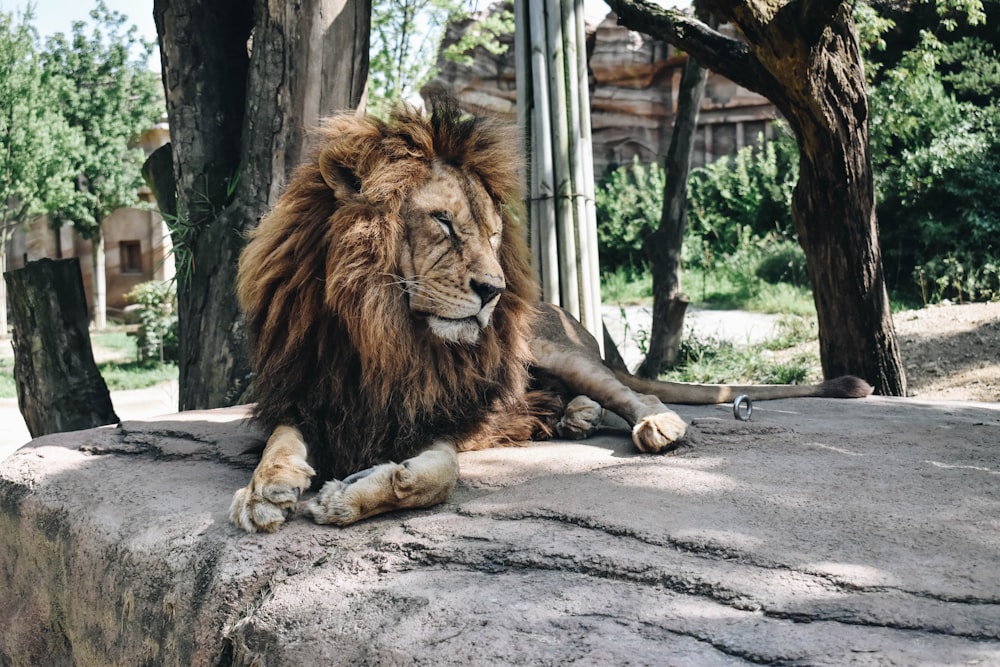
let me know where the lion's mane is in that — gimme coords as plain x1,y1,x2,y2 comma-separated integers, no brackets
237,103,549,480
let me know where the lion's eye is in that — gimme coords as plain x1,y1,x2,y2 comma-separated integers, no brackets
432,212,455,238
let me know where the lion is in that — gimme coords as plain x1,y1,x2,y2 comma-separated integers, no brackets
229,100,873,533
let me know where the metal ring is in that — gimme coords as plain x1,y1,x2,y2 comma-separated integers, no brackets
733,394,753,421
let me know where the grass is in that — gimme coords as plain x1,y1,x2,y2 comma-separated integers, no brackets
661,315,822,385
98,359,179,391
601,265,816,315
601,264,822,385
0,329,177,399
663,334,819,385
601,268,654,305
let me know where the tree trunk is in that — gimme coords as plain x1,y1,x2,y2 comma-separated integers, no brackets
756,8,906,395
141,143,177,220
4,258,118,438
90,228,107,330
637,11,713,378
153,0,370,410
788,84,906,393
605,0,907,395
0,247,8,338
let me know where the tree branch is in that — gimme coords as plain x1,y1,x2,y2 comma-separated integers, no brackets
603,0,763,94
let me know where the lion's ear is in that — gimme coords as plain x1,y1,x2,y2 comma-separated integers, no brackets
319,156,363,202
315,115,387,202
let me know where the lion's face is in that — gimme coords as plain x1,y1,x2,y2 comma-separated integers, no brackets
398,161,507,345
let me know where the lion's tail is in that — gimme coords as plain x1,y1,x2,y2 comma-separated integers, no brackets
615,372,874,406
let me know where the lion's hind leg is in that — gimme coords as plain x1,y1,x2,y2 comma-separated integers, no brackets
230,425,316,533
303,441,459,527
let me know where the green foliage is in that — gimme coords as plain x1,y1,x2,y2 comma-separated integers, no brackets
40,1,163,236
441,5,514,66
594,156,665,272
0,8,82,244
368,1,514,117
98,358,177,391
939,37,1000,105
915,253,1000,303
866,3,1000,303
685,133,798,255
754,239,809,287
0,330,177,399
0,353,15,399
595,137,809,313
127,281,178,363
368,0,465,116
600,266,654,305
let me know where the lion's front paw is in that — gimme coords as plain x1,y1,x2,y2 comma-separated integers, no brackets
302,478,360,527
557,395,604,439
229,456,315,533
632,410,687,453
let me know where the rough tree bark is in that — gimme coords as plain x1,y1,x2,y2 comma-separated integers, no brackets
606,0,907,395
636,5,715,378
153,0,370,410
4,258,118,437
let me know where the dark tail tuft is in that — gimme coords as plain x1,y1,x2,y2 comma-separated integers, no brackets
819,375,875,398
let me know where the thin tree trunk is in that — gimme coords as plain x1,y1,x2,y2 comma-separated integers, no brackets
4,258,118,437
91,227,107,330
154,0,370,410
0,244,7,338
637,9,714,378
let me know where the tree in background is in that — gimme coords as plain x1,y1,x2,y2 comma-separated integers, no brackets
368,0,463,114
41,1,163,330
607,0,907,395
863,0,1000,303
0,9,83,337
636,4,717,378
368,0,514,115
152,0,370,410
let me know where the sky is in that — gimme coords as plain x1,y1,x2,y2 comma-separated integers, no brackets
2,0,157,43
2,0,159,68
7,0,625,47
3,0,689,73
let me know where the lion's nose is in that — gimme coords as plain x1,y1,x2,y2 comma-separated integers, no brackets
471,278,504,306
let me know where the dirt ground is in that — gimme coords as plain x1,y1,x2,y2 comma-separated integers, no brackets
895,301,1000,401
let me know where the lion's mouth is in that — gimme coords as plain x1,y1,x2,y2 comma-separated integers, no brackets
422,314,484,345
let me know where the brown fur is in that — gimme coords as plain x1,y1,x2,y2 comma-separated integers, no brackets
237,101,554,481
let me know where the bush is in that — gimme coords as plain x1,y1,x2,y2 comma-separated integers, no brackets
755,239,809,287
127,280,178,363
594,156,665,272
686,131,799,257
870,56,1000,302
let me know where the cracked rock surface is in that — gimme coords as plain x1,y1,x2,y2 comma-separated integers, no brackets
1,397,999,665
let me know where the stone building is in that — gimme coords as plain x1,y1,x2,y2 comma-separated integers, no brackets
424,7,780,177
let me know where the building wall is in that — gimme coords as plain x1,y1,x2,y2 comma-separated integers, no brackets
7,209,174,319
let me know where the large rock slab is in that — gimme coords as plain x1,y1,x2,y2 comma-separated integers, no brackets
1,397,999,665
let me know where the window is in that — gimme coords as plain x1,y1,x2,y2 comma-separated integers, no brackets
120,241,142,274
